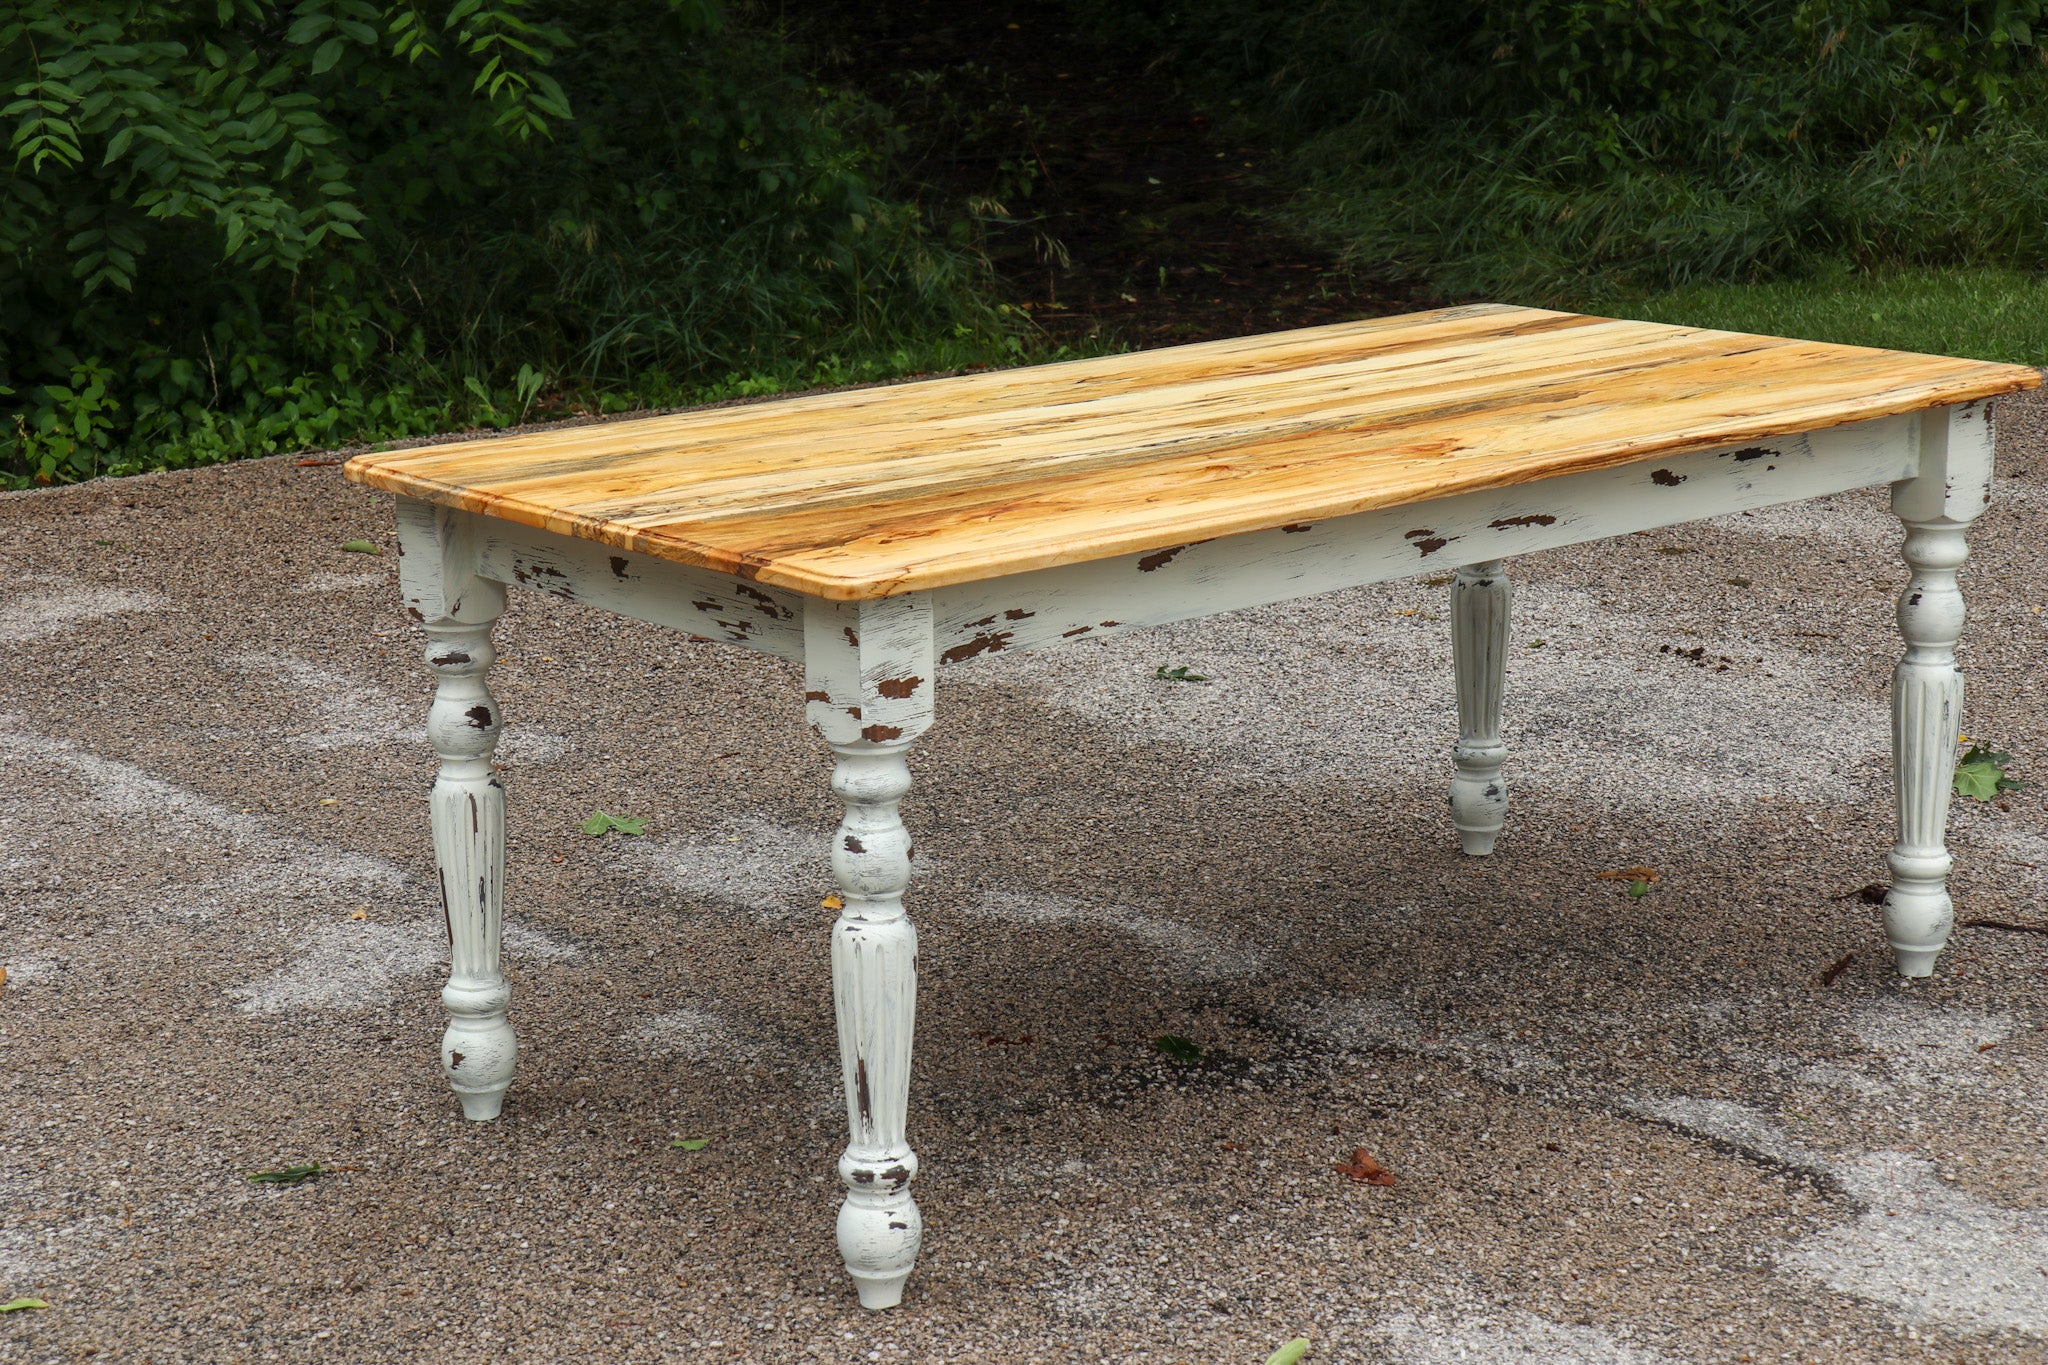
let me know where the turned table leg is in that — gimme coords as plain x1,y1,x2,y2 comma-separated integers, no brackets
805,596,936,1309
1884,404,1994,977
398,500,517,1118
1450,559,1510,855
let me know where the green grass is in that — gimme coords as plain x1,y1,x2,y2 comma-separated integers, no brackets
1613,268,2048,366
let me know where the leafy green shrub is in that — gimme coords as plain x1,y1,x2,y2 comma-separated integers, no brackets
0,0,1018,486
1095,0,2048,300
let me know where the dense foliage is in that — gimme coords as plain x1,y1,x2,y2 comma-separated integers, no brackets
0,0,1015,484
1099,0,2048,300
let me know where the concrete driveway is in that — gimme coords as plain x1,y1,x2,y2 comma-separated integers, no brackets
3,391,2046,1365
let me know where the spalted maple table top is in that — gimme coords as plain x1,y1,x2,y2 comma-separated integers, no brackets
344,304,2039,600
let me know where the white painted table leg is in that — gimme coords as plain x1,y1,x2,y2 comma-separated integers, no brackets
399,500,517,1117
1450,559,1510,855
805,596,936,1310
1886,403,1993,977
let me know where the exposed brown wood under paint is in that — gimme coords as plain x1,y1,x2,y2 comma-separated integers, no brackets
345,305,2038,600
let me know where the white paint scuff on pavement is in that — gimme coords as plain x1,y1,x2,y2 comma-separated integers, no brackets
231,918,576,1013
965,578,1884,807
1375,1311,1682,1364
0,585,161,642
234,651,564,761
1634,1095,2048,1337
631,815,934,919
0,714,401,895
972,889,1262,983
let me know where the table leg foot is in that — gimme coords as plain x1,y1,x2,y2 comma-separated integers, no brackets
1451,560,1510,856
839,1183,921,1310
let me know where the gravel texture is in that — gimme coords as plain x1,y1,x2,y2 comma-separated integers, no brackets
3,389,2047,1365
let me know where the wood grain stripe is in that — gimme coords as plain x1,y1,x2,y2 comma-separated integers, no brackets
345,306,2040,599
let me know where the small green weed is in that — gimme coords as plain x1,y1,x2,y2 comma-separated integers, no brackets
1154,665,1209,683
580,811,649,837
1955,743,2026,801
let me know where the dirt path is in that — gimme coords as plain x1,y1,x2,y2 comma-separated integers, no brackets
808,0,1435,349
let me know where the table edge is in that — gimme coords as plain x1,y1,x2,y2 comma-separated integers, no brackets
342,369,2042,601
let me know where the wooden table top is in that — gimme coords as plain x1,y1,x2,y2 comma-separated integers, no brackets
344,304,2039,600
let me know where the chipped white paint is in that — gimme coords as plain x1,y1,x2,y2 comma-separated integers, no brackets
470,514,804,658
366,398,1990,1308
399,500,517,1121
803,595,934,1310
1886,403,1993,975
0,584,159,641
1637,1096,2048,1337
1450,560,1510,854
1376,1310,1681,1364
925,416,1916,662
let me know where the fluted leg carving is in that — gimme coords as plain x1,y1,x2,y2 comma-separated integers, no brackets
1886,402,1993,977
804,595,935,1310
828,741,921,1309
398,498,518,1116
423,591,516,1117
1886,521,1969,977
1451,559,1510,855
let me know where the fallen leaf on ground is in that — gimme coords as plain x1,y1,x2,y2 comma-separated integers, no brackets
1596,866,1660,883
821,894,843,910
1955,742,2026,800
0,1299,49,1314
0,964,7,994
672,1138,710,1151
1265,1340,1310,1365
1153,1034,1204,1063
339,539,380,554
296,458,342,467
1818,951,1857,986
1333,1147,1396,1186
248,1162,323,1185
580,811,647,837
1831,883,1888,904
